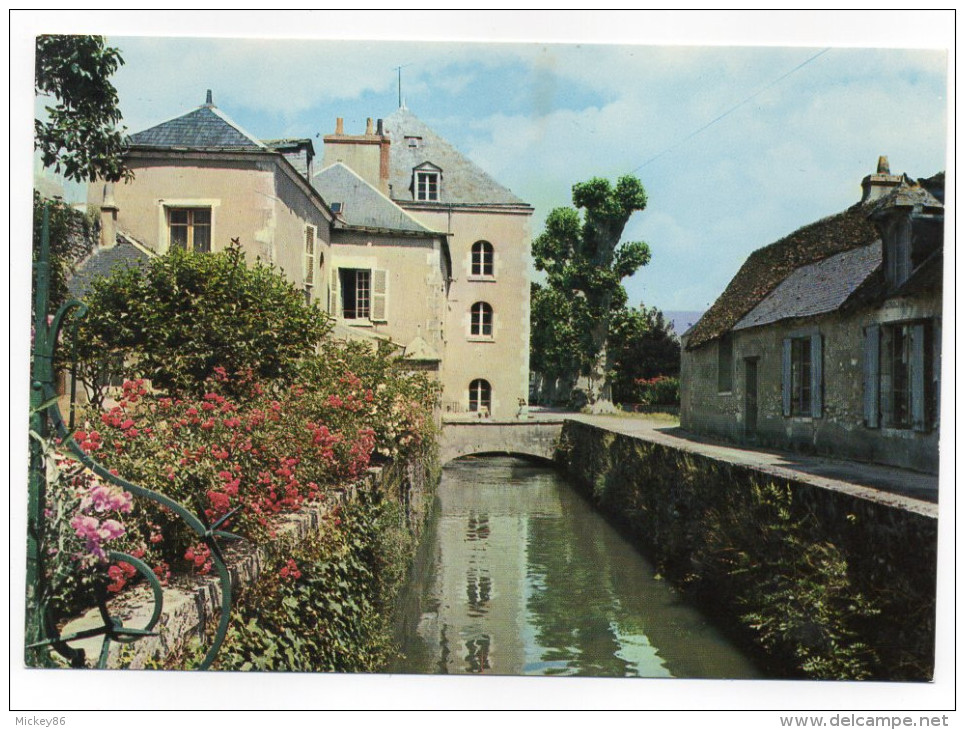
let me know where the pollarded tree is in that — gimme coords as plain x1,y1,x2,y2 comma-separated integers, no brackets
35,35,131,183
533,175,650,411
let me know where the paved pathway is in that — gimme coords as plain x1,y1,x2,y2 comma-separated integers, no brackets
536,410,939,518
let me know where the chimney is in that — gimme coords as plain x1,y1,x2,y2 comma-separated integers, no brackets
365,118,374,135
378,119,391,196
205,89,214,107
99,183,118,249
861,155,903,203
335,117,344,135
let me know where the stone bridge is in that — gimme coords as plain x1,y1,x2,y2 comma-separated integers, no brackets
438,418,565,465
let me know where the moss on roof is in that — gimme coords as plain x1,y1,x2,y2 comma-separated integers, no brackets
685,200,879,350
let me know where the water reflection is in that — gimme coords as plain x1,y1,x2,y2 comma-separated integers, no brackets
393,457,760,678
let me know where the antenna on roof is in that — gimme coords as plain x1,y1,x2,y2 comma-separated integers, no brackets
395,64,412,109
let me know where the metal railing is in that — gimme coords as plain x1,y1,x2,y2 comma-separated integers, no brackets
26,204,240,669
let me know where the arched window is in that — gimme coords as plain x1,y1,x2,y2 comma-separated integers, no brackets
471,241,494,277
469,379,492,413
470,302,493,337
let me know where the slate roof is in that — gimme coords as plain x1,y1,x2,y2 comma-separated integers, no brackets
733,241,882,331
383,107,529,207
129,104,266,150
67,234,152,299
685,201,880,350
313,162,441,235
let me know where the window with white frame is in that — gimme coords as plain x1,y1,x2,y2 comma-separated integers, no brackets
336,267,388,322
471,241,494,277
469,379,492,414
168,207,211,252
470,302,494,338
416,170,440,201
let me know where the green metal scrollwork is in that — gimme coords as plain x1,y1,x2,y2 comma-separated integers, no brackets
27,203,240,670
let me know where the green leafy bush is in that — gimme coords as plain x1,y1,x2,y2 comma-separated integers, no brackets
71,242,330,402
633,375,680,406
181,489,410,672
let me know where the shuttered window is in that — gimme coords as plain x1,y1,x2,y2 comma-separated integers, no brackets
865,321,934,432
336,268,388,322
782,334,822,417
717,334,733,393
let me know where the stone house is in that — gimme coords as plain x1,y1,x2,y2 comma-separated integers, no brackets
680,161,943,474
84,92,532,419
319,108,534,419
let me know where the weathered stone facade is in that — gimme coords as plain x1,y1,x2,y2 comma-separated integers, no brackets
681,163,943,475
681,291,941,473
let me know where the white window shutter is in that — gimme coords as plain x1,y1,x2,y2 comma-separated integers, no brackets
810,333,823,418
863,325,880,428
371,269,388,322
329,267,339,317
911,323,926,432
781,338,792,417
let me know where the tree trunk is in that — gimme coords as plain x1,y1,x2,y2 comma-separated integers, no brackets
574,314,617,413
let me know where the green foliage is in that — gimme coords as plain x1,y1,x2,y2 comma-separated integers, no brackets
529,282,586,382
531,175,651,407
71,242,331,401
698,482,880,679
35,35,131,183
186,490,411,672
32,191,98,314
608,305,680,403
559,426,900,680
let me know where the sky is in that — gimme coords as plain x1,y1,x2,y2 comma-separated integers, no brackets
21,11,951,317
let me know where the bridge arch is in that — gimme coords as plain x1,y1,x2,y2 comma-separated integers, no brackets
438,419,564,466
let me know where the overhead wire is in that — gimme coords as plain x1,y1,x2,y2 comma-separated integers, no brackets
631,47,831,173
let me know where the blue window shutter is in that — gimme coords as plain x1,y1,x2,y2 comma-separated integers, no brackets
810,333,823,418
782,338,792,417
933,320,941,426
863,325,880,428
911,323,926,432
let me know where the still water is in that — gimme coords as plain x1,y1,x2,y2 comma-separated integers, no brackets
392,457,760,678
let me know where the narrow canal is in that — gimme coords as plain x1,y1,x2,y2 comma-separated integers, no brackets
392,456,760,678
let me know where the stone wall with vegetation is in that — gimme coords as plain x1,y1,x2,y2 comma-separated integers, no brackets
556,420,937,680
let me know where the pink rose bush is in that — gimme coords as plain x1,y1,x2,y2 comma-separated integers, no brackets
46,343,436,611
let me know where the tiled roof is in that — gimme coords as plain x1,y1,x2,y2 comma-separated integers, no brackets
733,241,882,331
685,201,879,350
313,162,440,234
383,107,529,207
67,235,152,299
129,105,266,150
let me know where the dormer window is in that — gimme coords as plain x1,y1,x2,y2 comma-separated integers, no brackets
413,163,442,201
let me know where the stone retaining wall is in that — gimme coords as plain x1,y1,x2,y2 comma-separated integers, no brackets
555,420,938,680
60,457,435,669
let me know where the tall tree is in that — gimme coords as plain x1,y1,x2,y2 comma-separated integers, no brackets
533,176,650,411
35,34,131,183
